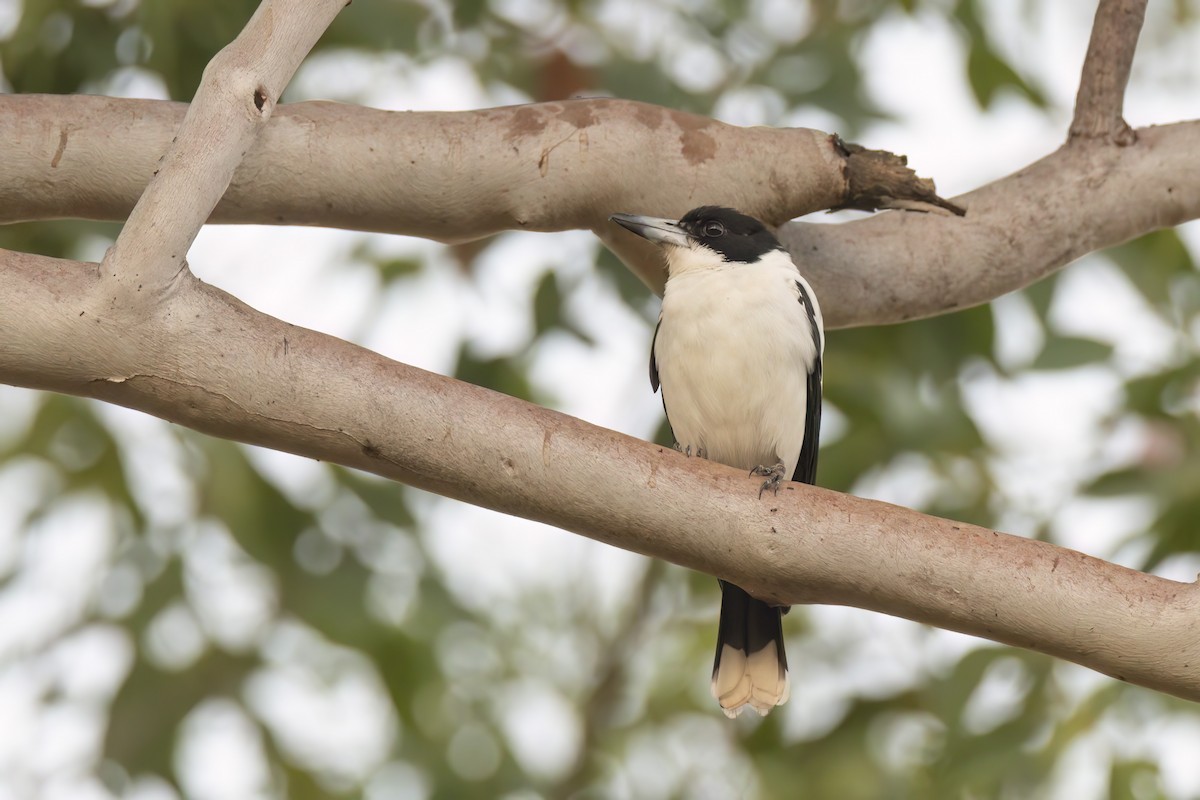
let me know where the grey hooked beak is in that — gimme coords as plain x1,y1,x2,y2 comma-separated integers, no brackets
610,213,691,248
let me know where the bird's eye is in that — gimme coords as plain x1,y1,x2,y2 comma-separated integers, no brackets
703,221,725,237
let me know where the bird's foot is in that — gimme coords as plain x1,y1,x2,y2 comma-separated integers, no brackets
676,444,708,459
750,462,786,498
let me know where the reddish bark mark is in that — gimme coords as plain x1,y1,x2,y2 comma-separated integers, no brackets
51,127,69,168
504,106,548,141
557,101,598,129
680,129,716,165
633,103,665,130
672,111,717,165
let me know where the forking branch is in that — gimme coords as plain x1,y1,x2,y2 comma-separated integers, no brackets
4,94,1196,327
2,0,1199,702
3,244,1200,701
94,0,347,311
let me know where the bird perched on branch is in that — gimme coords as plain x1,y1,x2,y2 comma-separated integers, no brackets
609,206,824,718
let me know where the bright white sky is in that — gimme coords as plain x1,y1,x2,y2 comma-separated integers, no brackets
3,1,1200,798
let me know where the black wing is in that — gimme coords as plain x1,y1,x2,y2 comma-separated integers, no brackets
649,320,661,392
792,281,822,485
649,319,677,439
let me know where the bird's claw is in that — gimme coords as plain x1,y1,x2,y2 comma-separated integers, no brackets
750,463,786,499
676,444,708,459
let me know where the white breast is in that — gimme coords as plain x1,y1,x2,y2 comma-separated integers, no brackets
654,250,822,475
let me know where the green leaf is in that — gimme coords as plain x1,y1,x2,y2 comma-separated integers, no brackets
454,346,537,401
958,0,1046,110
533,270,563,337
1124,368,1191,418
335,467,415,529
137,0,262,100
11,396,144,525
1084,468,1148,498
531,270,595,347
965,42,1041,109
0,1,122,94
1106,228,1195,307
1032,336,1112,370
1143,493,1200,569
1109,759,1163,800
1021,274,1059,320
595,246,656,308
377,257,423,282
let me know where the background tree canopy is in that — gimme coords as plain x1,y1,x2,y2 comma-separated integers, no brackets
2,0,1200,798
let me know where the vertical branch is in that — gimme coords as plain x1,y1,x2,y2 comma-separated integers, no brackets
1069,0,1148,145
97,0,348,306
553,560,669,797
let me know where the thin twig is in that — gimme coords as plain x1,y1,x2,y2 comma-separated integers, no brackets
552,560,667,799
1069,0,1148,145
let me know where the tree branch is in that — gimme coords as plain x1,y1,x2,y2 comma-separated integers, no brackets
783,122,1200,327
98,0,346,305
1,94,848,241
1069,0,1147,145
3,247,1199,702
5,95,1196,328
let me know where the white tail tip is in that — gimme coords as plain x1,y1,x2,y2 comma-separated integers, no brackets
711,641,789,718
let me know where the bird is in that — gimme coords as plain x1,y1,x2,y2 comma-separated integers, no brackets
609,206,824,718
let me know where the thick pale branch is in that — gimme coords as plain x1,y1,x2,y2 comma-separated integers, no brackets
1070,0,1147,144
101,0,346,299
2,95,939,297
3,247,1200,702
1,94,846,243
785,122,1200,328
4,95,1197,328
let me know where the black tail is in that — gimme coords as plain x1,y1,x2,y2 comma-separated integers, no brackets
711,582,789,718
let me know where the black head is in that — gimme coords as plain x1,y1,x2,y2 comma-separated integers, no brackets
609,206,785,267
675,206,784,264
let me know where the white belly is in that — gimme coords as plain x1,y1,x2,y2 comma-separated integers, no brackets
654,259,818,475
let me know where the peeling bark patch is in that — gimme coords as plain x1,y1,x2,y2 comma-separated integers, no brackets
505,106,548,141
51,127,69,167
834,135,965,216
557,101,598,129
672,112,717,165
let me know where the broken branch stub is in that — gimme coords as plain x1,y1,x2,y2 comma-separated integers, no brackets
833,136,966,217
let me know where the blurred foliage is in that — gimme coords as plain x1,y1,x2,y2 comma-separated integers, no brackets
955,0,1046,110
2,0,1200,799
